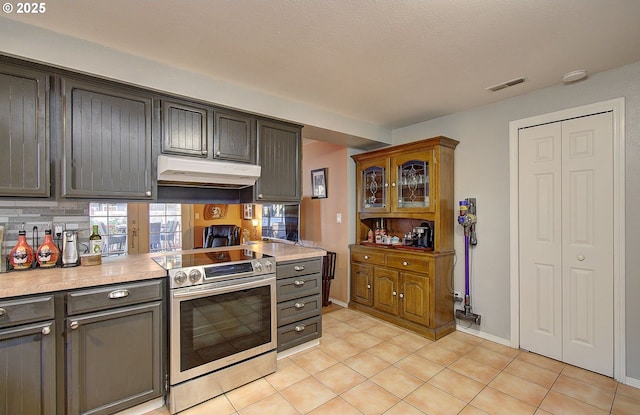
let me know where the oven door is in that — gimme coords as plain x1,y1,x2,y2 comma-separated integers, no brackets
169,274,276,385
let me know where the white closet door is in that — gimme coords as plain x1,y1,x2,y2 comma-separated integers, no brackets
561,113,613,376
519,122,563,361
519,112,613,376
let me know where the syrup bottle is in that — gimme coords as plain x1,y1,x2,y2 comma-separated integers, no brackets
9,227,35,270
36,229,60,268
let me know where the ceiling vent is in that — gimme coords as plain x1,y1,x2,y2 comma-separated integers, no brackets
485,77,527,92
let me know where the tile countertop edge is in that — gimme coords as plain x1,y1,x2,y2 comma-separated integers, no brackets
0,243,327,299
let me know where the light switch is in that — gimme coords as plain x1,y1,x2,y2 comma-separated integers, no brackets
336,213,342,223
195,212,200,219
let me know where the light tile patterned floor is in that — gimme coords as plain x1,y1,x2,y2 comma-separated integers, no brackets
147,306,640,415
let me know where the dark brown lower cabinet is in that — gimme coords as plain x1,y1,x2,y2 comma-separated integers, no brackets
0,318,56,415
65,280,164,415
0,294,56,415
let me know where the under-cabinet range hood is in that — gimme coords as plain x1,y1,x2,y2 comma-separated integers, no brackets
157,155,261,189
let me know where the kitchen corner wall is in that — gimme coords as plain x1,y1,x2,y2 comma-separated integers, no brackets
301,141,350,305
0,200,91,257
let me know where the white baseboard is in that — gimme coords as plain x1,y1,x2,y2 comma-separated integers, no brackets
276,339,320,359
455,324,512,348
327,298,348,308
114,397,164,415
625,376,640,388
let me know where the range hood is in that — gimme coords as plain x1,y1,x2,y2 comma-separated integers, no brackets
157,155,261,189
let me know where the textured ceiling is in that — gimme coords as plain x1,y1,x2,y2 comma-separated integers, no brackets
5,0,640,130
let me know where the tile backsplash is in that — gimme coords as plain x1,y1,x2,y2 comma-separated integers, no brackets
0,200,92,268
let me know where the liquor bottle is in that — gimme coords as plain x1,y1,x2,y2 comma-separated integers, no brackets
89,225,103,255
36,229,60,268
9,228,35,270
367,228,374,243
374,220,382,243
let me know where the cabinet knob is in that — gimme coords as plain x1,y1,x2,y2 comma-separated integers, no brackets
577,255,585,261
391,182,396,187
294,265,305,271
257,194,263,199
367,284,371,289
385,183,389,188
0,308,5,317
293,280,305,287
42,325,51,335
364,255,369,260
399,293,404,299
202,150,208,156
70,321,79,330
216,151,221,156
146,191,152,197
402,261,409,266
294,325,306,332
294,302,305,309
393,291,397,296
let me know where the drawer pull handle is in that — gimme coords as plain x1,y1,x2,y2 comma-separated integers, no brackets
108,289,130,299
364,255,369,260
293,280,305,287
294,265,305,271
0,308,5,317
294,325,305,332
294,302,305,309
42,325,51,335
70,321,79,330
402,261,409,266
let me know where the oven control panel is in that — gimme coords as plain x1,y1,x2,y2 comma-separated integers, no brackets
168,258,275,289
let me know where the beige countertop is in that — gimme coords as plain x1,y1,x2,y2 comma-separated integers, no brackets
0,242,326,299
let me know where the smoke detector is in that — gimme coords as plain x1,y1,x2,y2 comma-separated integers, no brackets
485,77,527,92
562,69,588,83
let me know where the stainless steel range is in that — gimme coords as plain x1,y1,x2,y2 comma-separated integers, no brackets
153,249,277,414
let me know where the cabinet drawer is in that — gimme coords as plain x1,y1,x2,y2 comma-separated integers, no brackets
0,295,54,328
67,280,163,315
351,249,385,266
277,258,321,279
386,253,430,274
277,294,321,326
277,315,321,352
277,274,321,302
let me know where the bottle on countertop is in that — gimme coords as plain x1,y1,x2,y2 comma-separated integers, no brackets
367,228,374,243
89,224,103,255
9,226,35,270
37,229,60,268
374,220,382,243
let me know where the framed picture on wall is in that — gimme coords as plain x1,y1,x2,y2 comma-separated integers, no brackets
243,204,254,220
311,168,328,199
203,204,227,220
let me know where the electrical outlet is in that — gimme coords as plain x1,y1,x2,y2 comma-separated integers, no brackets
54,224,63,238
454,291,463,302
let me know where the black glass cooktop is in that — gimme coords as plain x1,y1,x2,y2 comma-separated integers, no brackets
152,249,266,270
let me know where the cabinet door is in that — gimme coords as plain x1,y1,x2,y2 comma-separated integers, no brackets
62,78,153,199
392,149,435,212
400,272,431,326
357,157,390,213
0,321,56,415
214,111,255,163
255,120,301,202
0,64,50,197
66,302,163,415
351,262,373,306
162,99,209,157
373,267,398,315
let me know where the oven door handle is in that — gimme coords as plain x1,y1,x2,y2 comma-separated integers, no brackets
172,277,274,299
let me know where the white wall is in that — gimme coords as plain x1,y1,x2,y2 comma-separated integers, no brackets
392,61,640,380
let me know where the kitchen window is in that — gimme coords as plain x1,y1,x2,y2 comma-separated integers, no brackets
149,203,182,252
89,202,128,256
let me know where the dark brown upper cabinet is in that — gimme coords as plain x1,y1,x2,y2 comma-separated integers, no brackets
0,63,50,197
61,77,153,199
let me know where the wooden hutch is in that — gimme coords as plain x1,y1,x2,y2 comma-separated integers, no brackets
349,136,458,340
